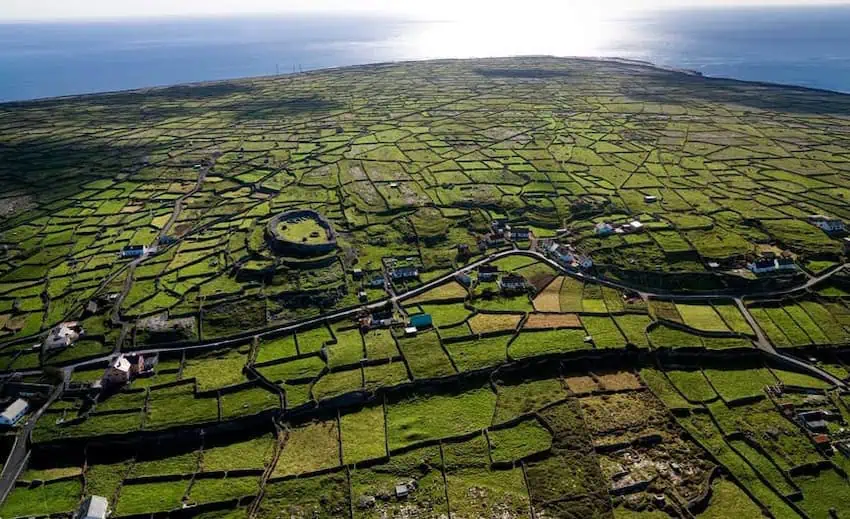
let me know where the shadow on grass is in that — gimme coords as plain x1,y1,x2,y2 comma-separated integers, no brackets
474,68,572,79
0,79,345,127
624,68,850,116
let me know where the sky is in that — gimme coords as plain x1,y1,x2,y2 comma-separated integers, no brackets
2,0,850,22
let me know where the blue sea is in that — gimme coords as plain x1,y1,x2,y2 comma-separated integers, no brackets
1,5,850,102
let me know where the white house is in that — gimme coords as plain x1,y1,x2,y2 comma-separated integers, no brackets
748,258,778,274
43,322,83,351
102,355,149,386
76,495,108,519
0,398,29,426
628,221,645,233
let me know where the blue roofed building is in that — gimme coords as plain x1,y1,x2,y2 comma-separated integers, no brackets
409,314,433,329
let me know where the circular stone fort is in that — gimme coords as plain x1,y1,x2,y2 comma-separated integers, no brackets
266,209,337,257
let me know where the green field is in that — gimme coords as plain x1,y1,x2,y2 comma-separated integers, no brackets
275,216,331,245
2,56,850,519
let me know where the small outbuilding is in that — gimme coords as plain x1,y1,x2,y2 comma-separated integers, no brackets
409,314,433,329
455,273,472,287
404,326,418,337
0,398,29,426
395,484,412,498
627,221,644,233
76,495,108,519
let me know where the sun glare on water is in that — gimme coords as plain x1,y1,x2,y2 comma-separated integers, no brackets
399,4,636,59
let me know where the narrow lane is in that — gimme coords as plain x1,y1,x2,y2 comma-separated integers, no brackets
6,249,848,384
734,297,847,387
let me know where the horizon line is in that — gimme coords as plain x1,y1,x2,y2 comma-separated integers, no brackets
2,1,850,24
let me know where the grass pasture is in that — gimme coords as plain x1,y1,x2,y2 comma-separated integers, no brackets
7,55,850,519
509,328,589,359
386,387,496,450
675,303,729,332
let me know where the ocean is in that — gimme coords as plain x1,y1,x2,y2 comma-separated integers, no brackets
1,5,850,102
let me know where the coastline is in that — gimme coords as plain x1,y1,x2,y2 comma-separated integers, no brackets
3,55,849,108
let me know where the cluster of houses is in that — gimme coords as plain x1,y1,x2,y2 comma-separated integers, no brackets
357,308,434,336
478,218,531,251
746,252,797,275
358,306,398,331
473,264,530,294
542,241,594,271
595,220,644,237
354,262,422,302
779,400,839,452
774,388,845,454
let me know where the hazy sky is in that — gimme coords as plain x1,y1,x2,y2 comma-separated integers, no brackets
2,0,849,21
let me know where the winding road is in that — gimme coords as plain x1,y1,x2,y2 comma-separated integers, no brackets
7,248,849,378
22,248,849,386
1,248,847,502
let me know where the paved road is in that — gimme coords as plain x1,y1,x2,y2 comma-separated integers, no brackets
526,250,848,388
733,297,847,387
514,250,848,388
9,249,850,378
1,247,847,503
0,369,67,502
